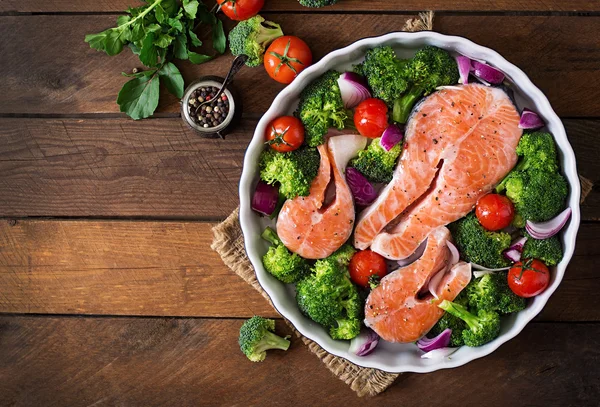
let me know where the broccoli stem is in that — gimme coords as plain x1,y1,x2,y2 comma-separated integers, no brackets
255,25,284,46
392,84,426,124
254,331,291,353
439,300,480,331
261,227,281,246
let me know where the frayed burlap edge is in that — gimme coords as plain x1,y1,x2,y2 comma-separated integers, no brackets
211,208,397,397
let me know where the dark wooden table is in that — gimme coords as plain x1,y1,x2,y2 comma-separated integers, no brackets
1,1,599,405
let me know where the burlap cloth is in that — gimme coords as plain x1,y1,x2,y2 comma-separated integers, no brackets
211,11,594,396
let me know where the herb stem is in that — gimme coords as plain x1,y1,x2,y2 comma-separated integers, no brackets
120,0,163,29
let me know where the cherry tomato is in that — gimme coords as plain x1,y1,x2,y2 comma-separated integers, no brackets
354,98,389,138
217,0,264,21
508,259,550,298
265,116,305,152
475,193,515,231
349,250,388,288
264,36,312,84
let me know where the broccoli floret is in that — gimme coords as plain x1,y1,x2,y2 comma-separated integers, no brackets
522,232,563,266
393,46,459,123
228,15,284,67
358,46,410,106
494,272,526,314
296,248,362,340
368,274,381,290
428,290,469,346
261,227,310,283
349,138,402,183
328,244,357,267
499,170,568,227
259,146,320,199
450,213,512,268
239,316,290,362
298,0,338,7
466,272,525,314
295,70,351,147
514,132,559,173
466,273,501,312
439,300,501,347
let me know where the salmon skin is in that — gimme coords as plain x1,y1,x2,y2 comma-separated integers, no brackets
364,226,472,343
354,84,522,260
276,133,367,259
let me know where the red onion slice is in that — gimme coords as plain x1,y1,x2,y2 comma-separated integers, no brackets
349,329,379,356
519,108,545,130
509,236,528,252
346,167,378,206
421,347,458,360
417,329,452,352
526,207,572,240
428,268,446,300
379,124,404,151
446,240,460,266
456,55,471,84
338,72,371,109
398,238,428,267
252,181,280,216
471,60,505,84
503,248,521,263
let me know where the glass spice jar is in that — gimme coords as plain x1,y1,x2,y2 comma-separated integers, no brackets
181,75,242,138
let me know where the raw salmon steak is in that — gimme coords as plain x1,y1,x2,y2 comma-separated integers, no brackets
354,83,522,259
364,226,472,343
276,134,366,259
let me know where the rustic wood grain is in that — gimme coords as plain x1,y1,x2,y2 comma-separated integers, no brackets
0,219,597,320
0,219,277,318
3,0,600,13
1,14,599,117
0,118,597,219
0,316,598,406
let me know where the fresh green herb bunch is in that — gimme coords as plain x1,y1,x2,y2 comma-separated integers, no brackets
85,0,226,120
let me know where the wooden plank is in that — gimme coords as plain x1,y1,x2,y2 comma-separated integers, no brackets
0,14,599,117
0,219,278,318
3,0,600,13
0,118,598,219
0,219,598,320
0,316,598,406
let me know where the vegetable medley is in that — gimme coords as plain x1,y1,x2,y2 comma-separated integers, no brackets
243,43,572,362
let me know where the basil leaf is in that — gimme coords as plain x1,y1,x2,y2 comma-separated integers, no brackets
139,32,158,66
146,23,162,33
167,17,183,32
182,0,199,19
212,18,226,54
196,3,216,25
117,15,131,26
155,4,166,23
173,34,188,59
188,51,212,64
105,28,127,56
158,62,184,98
85,30,110,52
154,33,174,48
188,28,202,47
131,23,145,42
117,74,160,120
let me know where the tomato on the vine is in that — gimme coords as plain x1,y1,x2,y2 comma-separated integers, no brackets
265,116,305,152
476,193,515,231
349,250,388,288
354,98,389,138
264,36,312,84
217,0,264,21
508,259,550,298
